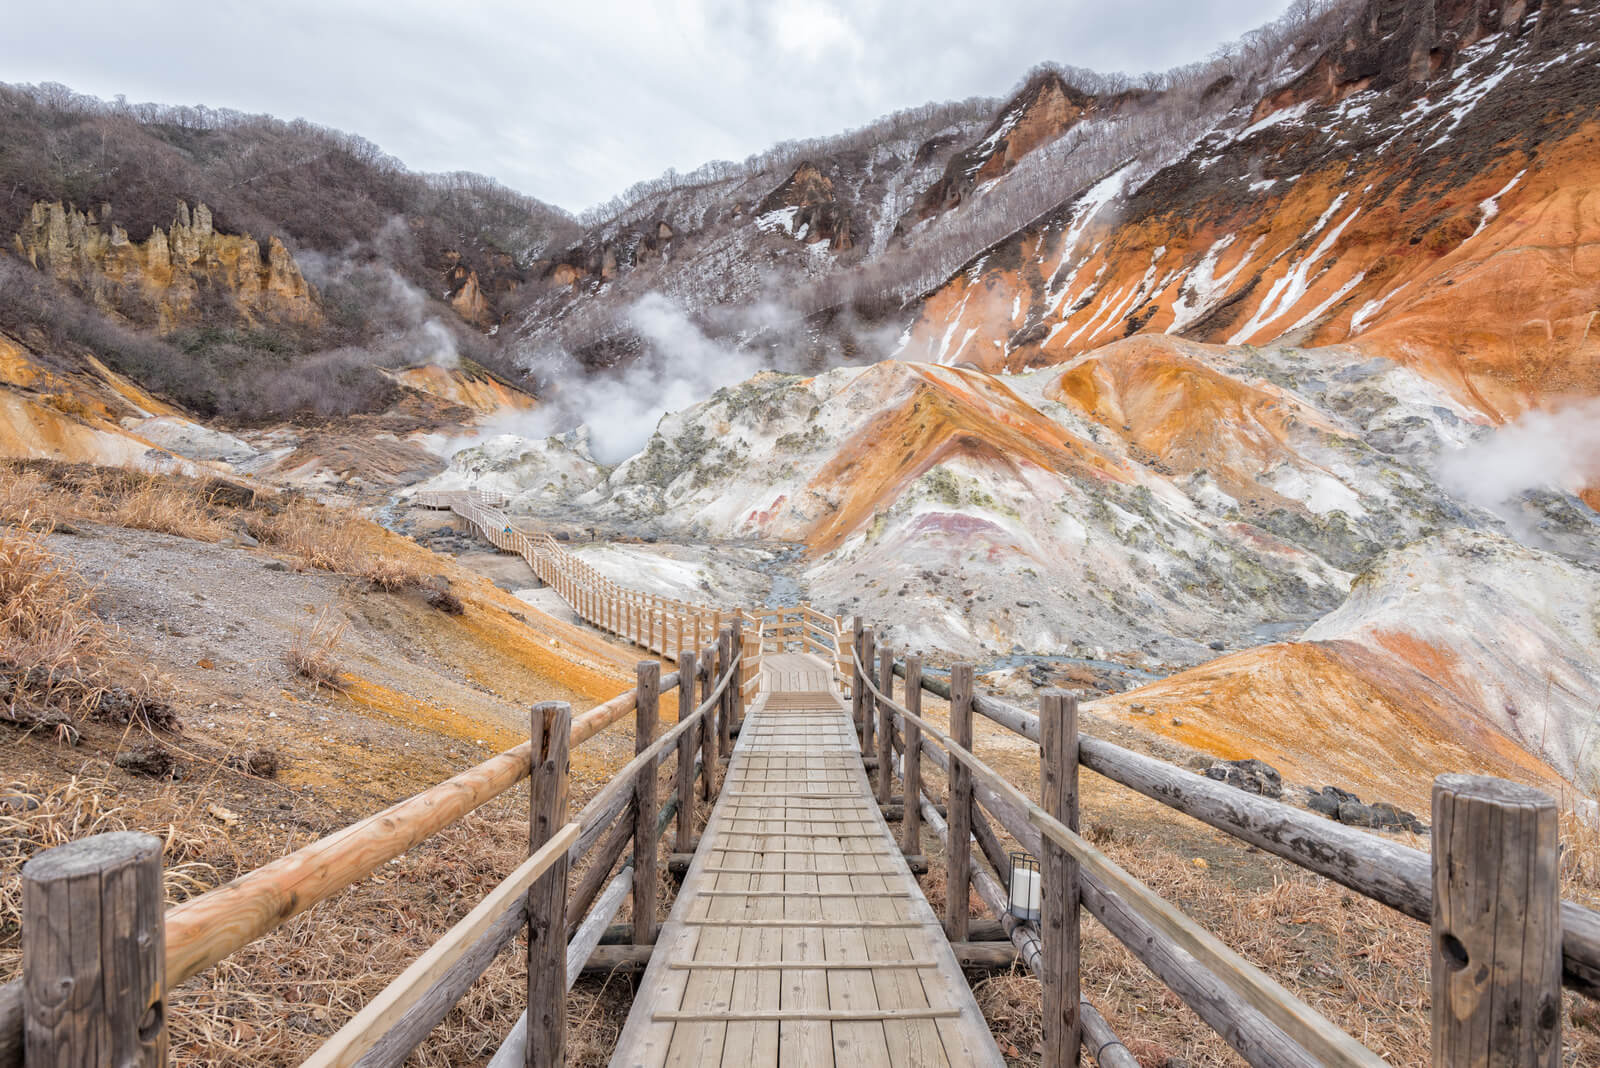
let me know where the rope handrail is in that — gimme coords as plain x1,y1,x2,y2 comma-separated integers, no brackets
850,648,1387,1068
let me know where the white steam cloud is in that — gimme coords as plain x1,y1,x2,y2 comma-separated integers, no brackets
490,294,781,464
1438,399,1600,511
296,250,461,369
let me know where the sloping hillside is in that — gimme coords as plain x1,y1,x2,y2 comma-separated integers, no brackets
902,0,1600,425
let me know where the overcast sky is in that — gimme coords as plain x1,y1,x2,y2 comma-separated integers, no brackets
4,0,1291,214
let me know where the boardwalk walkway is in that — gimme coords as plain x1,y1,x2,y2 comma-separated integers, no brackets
611,653,1005,1067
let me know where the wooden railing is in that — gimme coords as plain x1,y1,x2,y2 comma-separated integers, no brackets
417,489,754,670
747,602,852,687
416,490,843,711
1,631,748,1067
849,624,1600,1067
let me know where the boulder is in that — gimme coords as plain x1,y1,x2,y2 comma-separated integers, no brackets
1203,757,1283,798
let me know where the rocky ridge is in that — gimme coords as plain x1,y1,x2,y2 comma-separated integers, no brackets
15,200,318,331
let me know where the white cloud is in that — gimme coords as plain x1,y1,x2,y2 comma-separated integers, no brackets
0,0,1290,212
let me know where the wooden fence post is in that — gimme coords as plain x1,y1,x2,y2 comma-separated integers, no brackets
877,639,894,806
1431,774,1561,1067
698,647,715,799
22,831,166,1066
730,617,745,729
946,662,974,942
902,655,923,857
850,617,866,744
527,701,571,1068
633,662,661,945
861,626,877,763
1040,690,1081,1068
717,628,734,759
676,653,697,853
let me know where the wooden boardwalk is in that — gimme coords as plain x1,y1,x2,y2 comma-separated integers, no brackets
611,654,1005,1067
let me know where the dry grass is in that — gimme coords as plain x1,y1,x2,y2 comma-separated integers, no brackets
243,498,367,572
0,524,178,734
284,608,350,692
0,774,238,965
0,461,232,541
0,526,104,737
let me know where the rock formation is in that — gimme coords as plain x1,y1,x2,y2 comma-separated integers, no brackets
13,199,318,331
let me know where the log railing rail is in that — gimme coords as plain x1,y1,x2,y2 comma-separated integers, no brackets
852,627,1600,1066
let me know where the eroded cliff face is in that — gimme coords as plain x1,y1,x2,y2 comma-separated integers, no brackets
757,163,854,251
901,71,1102,229
14,200,319,331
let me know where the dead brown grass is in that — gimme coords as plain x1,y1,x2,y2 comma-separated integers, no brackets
284,608,350,692
0,527,104,737
0,461,232,541
0,774,238,966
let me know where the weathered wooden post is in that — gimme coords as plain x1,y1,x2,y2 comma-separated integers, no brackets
717,627,735,759
1040,690,1081,1068
633,662,661,945
877,640,894,806
902,655,924,857
861,626,877,763
676,652,698,853
850,617,866,744
946,662,974,941
22,831,166,1066
698,647,716,799
1431,774,1561,1067
527,701,571,1068
729,617,745,731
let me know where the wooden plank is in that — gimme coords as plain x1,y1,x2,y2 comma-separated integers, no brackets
667,960,938,971
635,662,662,946
656,1009,959,1022
877,642,895,806
901,656,923,860
677,652,698,853
527,702,572,1068
718,841,780,1068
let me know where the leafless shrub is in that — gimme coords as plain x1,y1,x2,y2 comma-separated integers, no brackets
284,608,349,692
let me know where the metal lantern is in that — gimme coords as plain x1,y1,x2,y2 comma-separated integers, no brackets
1008,852,1041,923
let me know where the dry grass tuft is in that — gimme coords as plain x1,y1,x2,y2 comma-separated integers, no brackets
244,499,366,572
1561,808,1600,907
359,555,426,592
973,971,1043,1060
284,608,349,692
0,527,103,738
0,526,178,734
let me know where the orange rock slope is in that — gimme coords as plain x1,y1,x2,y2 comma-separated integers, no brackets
901,6,1600,425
